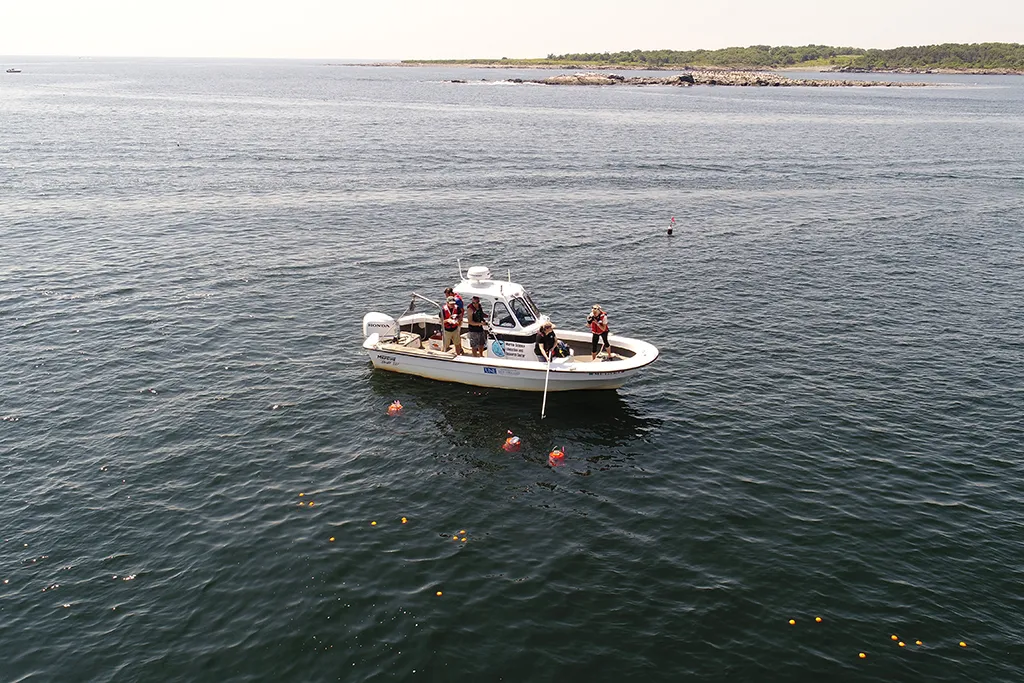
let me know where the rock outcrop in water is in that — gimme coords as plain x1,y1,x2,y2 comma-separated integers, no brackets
500,71,926,87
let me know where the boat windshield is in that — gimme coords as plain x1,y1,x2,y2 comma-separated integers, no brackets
510,297,536,327
524,292,542,317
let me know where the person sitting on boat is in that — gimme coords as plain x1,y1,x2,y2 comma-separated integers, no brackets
535,322,570,362
441,297,463,355
467,296,488,357
535,322,556,362
587,304,611,360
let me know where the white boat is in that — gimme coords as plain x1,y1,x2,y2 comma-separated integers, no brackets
361,266,659,392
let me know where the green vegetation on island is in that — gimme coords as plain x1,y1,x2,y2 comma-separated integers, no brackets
401,43,1024,72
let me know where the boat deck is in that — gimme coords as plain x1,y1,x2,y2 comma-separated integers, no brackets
380,331,621,363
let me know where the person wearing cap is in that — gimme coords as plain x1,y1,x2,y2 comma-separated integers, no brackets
466,295,488,357
587,304,611,360
440,296,463,355
443,287,464,317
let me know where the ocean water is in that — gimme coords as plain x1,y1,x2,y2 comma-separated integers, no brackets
1,57,1023,682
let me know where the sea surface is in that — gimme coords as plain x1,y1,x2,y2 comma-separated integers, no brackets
1,57,1023,682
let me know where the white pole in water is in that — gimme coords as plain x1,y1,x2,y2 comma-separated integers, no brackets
541,357,552,418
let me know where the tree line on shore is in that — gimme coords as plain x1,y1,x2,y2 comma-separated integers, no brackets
401,43,1023,70
547,43,1024,70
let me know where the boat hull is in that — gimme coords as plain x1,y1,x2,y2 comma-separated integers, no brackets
363,329,657,392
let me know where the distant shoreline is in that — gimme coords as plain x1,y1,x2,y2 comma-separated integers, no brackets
340,62,1024,76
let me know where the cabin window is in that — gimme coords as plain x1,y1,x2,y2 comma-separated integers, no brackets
510,297,536,327
492,301,516,328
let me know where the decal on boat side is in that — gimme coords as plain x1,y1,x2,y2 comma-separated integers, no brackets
483,367,521,376
499,342,528,360
376,354,398,366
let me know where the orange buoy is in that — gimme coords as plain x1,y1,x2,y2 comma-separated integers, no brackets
859,652,866,659
789,619,796,625
502,431,521,452
387,400,403,416
548,447,565,467
815,616,822,623
891,635,899,641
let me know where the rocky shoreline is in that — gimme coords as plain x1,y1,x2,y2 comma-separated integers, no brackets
451,71,929,87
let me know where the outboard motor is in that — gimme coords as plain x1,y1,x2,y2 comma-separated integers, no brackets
362,312,398,339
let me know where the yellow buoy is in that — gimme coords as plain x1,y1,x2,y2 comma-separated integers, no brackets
401,517,407,523
898,641,905,647
959,641,967,648
789,619,796,625
436,591,442,596
859,653,866,659
915,640,923,646
815,616,822,623
891,635,898,641
329,537,335,542
460,537,467,543
452,535,458,540
460,530,466,535
371,521,377,526
298,493,304,497
308,501,315,507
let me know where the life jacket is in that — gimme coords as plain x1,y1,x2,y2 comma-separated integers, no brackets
589,312,608,334
442,304,460,331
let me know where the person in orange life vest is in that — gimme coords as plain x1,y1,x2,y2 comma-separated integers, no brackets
444,288,464,317
441,296,463,355
587,304,611,360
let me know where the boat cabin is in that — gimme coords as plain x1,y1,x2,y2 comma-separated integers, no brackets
453,266,547,339
391,266,549,360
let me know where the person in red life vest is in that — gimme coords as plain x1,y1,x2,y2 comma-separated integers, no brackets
444,288,464,317
587,304,611,360
440,296,463,355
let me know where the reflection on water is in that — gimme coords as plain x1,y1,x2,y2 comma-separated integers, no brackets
367,366,660,462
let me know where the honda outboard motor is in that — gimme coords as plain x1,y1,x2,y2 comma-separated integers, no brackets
362,312,398,339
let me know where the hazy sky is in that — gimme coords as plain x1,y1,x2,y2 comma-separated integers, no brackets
3,0,1022,60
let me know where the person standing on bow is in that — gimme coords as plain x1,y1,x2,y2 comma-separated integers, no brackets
466,295,488,357
587,305,611,361
441,296,463,355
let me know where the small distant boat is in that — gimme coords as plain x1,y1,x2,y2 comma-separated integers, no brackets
6,68,22,73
